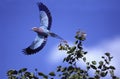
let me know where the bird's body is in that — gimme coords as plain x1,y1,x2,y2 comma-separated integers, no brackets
23,2,65,55
32,27,49,36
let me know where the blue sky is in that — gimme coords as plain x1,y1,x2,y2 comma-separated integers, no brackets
0,0,120,78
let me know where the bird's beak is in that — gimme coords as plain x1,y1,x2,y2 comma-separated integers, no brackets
32,27,36,30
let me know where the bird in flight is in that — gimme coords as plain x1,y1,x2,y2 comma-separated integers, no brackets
23,2,66,55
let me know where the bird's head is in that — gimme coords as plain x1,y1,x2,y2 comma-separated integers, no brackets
32,27,39,32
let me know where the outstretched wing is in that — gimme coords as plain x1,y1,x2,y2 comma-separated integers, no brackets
23,35,47,55
23,2,52,55
37,2,52,30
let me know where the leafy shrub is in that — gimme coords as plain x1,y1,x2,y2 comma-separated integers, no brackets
7,31,119,79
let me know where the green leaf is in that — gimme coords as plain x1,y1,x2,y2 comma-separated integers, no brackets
86,62,90,65
108,56,113,61
92,61,97,65
80,70,84,73
83,52,87,55
43,75,48,79
87,66,90,70
67,50,71,54
98,65,102,69
100,71,108,77
62,72,68,76
49,72,56,76
38,72,48,79
101,56,105,59
99,61,104,66
24,72,31,77
77,43,82,49
95,75,100,79
105,52,110,57
109,66,116,70
58,45,63,50
38,72,44,76
57,66,62,68
67,46,76,54
67,66,74,71
72,58,75,62
76,50,83,58
83,57,86,62
57,67,61,72
112,76,118,79
110,70,114,77
105,59,109,64
10,76,16,79
88,77,95,79
102,65,109,71
63,58,67,62
7,70,18,76
75,35,79,39
75,40,78,44
61,67,67,72
19,68,27,73
72,46,76,51
95,70,100,75
90,65,97,70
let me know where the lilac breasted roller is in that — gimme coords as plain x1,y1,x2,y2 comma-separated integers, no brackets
23,2,66,55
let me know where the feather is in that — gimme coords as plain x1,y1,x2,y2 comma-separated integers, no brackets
23,35,47,55
49,32,64,40
23,2,52,55
37,2,52,30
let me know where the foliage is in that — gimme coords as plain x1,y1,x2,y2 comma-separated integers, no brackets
7,31,119,79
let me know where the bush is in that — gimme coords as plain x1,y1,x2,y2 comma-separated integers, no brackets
7,31,119,79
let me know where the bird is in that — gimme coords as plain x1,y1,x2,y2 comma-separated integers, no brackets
23,2,66,55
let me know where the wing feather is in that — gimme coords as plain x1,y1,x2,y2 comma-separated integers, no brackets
23,2,52,55
23,35,47,55
37,2,52,30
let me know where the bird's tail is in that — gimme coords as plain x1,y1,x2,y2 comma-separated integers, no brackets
49,32,63,40
49,32,67,43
